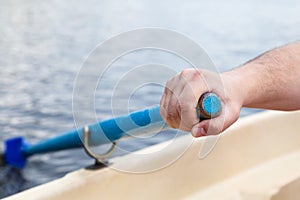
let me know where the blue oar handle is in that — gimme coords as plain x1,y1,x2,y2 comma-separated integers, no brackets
4,93,221,168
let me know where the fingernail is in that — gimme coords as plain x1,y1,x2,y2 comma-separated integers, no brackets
199,128,206,136
192,127,206,137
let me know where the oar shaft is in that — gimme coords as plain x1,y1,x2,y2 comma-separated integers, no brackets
4,92,221,168
24,106,166,156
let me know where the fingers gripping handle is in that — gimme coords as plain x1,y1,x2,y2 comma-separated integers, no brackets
197,93,221,120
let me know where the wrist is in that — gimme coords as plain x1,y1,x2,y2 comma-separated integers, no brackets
221,70,246,108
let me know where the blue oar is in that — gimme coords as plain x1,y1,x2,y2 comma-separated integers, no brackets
1,93,221,169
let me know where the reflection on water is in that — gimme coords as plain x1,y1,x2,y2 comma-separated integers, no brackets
1,0,300,197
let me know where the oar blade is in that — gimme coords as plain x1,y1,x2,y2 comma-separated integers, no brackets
3,137,27,169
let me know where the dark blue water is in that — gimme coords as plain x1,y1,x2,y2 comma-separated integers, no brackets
1,0,300,197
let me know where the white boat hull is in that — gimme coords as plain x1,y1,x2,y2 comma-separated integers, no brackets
5,110,300,200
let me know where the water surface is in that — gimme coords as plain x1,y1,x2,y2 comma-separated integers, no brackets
0,0,300,197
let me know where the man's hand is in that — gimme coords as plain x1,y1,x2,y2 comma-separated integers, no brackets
160,69,243,137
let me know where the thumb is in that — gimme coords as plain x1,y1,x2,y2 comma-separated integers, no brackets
191,115,225,137
191,104,240,137
191,123,207,137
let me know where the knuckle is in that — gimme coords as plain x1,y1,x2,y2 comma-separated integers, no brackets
190,69,202,80
207,124,221,135
180,69,190,76
180,69,203,82
180,69,194,78
166,110,180,128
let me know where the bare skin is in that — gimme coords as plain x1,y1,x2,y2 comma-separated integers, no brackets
160,41,300,137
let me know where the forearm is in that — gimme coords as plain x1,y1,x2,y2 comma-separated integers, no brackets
224,41,300,111
160,42,300,137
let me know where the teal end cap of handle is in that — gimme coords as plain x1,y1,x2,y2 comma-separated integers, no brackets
202,93,221,118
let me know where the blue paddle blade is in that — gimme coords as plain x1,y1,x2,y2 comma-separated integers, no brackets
4,137,27,169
